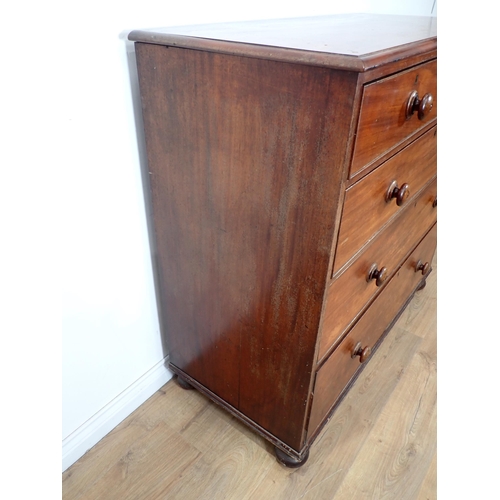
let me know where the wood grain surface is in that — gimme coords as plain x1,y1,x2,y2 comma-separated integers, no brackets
135,42,358,451
62,254,437,500
310,224,436,434
320,179,437,357
334,320,436,499
128,14,436,73
416,452,437,500
335,126,437,273
350,59,437,178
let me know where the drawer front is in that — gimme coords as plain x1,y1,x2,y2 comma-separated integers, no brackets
309,224,437,437
319,177,437,359
335,126,437,273
350,59,437,178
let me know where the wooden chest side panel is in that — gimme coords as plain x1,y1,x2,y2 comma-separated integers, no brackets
135,43,357,449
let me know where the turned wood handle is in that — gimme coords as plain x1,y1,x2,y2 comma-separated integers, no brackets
406,90,434,120
415,260,430,275
386,180,410,206
351,342,372,363
418,93,434,119
367,264,388,287
432,196,437,208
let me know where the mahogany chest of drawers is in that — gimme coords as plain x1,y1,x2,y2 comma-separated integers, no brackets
129,14,437,467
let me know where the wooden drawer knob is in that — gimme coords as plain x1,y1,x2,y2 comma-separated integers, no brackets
432,196,437,208
352,342,372,363
406,90,434,120
386,180,410,206
415,260,430,275
367,264,388,287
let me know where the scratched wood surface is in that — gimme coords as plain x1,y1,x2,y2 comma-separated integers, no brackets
62,255,437,500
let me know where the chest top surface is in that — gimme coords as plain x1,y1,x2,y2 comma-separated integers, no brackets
129,14,437,71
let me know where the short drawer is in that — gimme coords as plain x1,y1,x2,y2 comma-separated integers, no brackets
308,224,437,437
350,59,437,178
335,125,437,273
319,177,437,359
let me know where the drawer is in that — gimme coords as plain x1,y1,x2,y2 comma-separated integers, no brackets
308,224,437,437
350,59,437,178
334,125,437,273
319,177,437,359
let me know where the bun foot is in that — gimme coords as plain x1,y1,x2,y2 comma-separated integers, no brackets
274,447,309,468
176,375,194,390
416,279,427,291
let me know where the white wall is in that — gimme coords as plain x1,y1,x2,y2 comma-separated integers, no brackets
60,0,436,472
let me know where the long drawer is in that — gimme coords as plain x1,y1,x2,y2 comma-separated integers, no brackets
308,224,437,438
319,177,437,360
350,59,437,178
334,125,437,274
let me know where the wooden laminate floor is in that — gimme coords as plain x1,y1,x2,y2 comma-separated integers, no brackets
63,257,437,500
